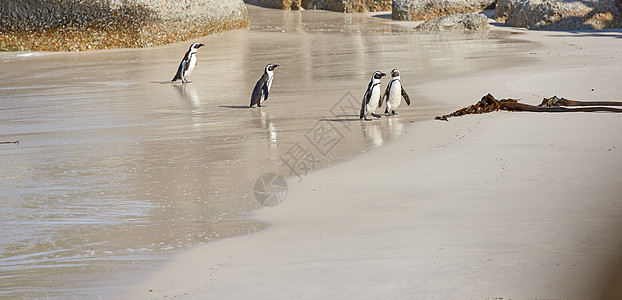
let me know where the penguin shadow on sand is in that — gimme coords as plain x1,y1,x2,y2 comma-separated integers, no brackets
219,105,251,109
318,114,361,123
150,80,188,85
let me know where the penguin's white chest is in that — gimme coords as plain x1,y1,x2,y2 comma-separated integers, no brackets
367,85,381,110
387,80,402,109
261,73,274,102
266,74,274,93
185,54,197,77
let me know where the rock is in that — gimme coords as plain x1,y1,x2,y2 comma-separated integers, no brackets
307,0,392,12
248,0,391,12
393,0,496,21
415,13,489,31
0,0,249,51
495,0,622,30
247,0,305,10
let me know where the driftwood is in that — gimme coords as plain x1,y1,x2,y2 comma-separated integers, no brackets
435,94,622,121
0,141,19,145
538,96,622,108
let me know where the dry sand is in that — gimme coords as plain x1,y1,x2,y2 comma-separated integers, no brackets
127,14,622,300
1,5,530,298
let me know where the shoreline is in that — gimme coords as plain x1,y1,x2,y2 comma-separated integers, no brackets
0,5,530,298
126,18,622,299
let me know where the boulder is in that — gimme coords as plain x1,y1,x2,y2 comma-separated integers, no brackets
307,0,392,12
0,0,249,51
248,0,391,12
393,0,496,21
415,13,489,31
246,0,305,10
495,0,622,30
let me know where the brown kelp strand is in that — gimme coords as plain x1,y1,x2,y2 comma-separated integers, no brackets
435,94,622,121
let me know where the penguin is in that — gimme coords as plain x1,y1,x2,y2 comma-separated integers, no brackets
380,68,411,116
359,71,386,120
250,64,279,107
172,42,205,83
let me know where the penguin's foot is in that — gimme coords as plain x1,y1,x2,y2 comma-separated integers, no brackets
391,111,398,116
371,113,382,119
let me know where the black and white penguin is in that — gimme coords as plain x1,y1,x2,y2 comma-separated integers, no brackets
380,68,411,116
250,64,279,108
359,71,386,120
172,42,205,83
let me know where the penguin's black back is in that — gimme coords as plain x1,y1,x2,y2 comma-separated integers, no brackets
250,73,269,107
360,80,375,118
172,49,192,81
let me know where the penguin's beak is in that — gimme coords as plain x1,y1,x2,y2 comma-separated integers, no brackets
273,64,279,68
381,73,386,77
198,43,205,48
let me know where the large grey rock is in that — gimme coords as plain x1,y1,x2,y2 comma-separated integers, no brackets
495,0,622,30
248,0,391,12
0,0,249,51
393,0,496,21
246,0,305,10
415,13,489,31
307,0,392,12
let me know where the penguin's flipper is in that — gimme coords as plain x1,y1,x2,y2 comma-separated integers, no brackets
250,84,261,107
360,83,372,119
262,83,269,101
402,87,411,105
250,74,268,107
380,81,391,108
359,96,367,119
182,53,191,73
172,60,186,82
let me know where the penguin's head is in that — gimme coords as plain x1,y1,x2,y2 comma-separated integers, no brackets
373,71,386,80
190,42,205,51
390,69,400,77
266,64,279,72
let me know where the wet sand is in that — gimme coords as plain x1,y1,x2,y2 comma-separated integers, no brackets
127,7,622,300
0,5,529,299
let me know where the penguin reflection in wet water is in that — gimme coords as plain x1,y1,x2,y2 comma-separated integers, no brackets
380,68,411,116
172,42,205,83
250,64,279,107
360,71,386,121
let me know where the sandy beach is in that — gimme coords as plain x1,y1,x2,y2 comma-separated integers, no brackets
0,5,527,299
127,9,622,300
1,3,621,299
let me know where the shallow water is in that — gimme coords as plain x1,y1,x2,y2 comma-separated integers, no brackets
0,5,530,298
